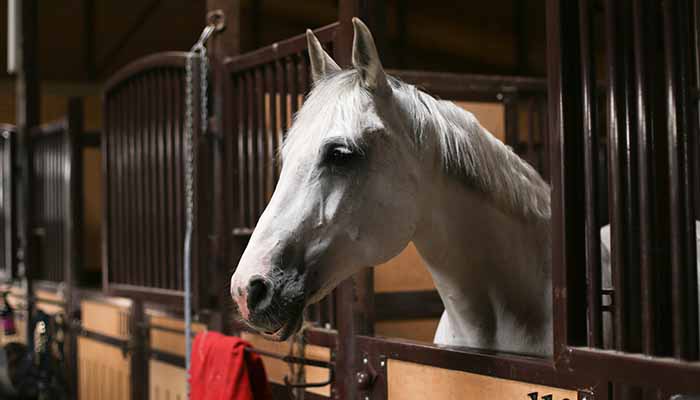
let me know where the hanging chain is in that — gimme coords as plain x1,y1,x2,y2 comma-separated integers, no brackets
184,23,214,395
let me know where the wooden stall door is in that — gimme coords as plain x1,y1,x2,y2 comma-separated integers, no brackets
78,299,131,400
147,311,207,400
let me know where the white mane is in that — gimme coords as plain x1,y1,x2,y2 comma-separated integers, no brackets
282,70,551,221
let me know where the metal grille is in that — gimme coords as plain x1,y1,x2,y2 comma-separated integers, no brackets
548,0,700,393
31,122,70,283
103,52,204,302
223,23,338,234
0,125,16,281
222,23,339,327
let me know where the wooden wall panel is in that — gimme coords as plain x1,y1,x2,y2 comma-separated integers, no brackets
374,243,434,293
241,332,331,397
455,101,506,142
147,313,206,356
149,360,186,400
78,336,130,400
375,319,441,343
81,299,130,340
387,359,577,400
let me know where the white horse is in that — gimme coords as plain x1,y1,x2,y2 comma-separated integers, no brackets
231,18,553,356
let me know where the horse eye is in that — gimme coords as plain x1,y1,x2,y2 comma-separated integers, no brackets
324,145,356,166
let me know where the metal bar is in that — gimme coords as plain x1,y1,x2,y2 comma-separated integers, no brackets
246,71,256,227
264,64,277,199
604,0,639,353
286,56,298,121
663,0,699,361
139,76,150,287
130,80,140,286
116,88,127,286
174,71,184,290
275,59,287,180
153,70,162,288
101,92,111,290
164,69,175,290
578,0,602,349
145,72,156,288
236,74,247,229
545,0,588,361
631,0,655,355
255,67,265,219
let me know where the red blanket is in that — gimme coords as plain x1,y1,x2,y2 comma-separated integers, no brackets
189,331,272,400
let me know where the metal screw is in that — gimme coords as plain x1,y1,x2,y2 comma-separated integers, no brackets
362,357,368,364
497,93,504,100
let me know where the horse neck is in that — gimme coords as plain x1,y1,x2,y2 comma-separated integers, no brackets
410,106,552,349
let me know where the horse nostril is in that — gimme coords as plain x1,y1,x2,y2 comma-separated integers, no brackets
247,277,272,312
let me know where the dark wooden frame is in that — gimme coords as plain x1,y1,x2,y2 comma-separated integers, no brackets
0,124,17,282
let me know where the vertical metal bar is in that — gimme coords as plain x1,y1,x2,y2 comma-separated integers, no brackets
144,72,154,288
604,0,641,354
631,0,655,355
246,72,257,227
286,56,298,126
236,74,247,230
275,59,287,180
546,0,588,360
116,88,127,286
663,0,699,361
102,93,111,288
138,76,148,287
52,133,59,281
255,67,265,218
149,71,159,288
264,64,277,200
174,71,184,290
156,70,165,288
164,69,175,290
579,0,602,349
129,80,140,286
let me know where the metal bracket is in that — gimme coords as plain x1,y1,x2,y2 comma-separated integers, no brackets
244,347,335,389
206,10,225,32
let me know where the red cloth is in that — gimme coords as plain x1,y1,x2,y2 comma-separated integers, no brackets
189,331,272,400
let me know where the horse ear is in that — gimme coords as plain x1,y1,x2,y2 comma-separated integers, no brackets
306,29,340,83
351,18,388,93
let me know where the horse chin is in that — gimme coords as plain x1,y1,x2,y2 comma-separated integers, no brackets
259,313,304,341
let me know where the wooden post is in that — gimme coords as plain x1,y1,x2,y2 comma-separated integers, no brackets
65,98,84,397
129,299,147,400
14,0,39,352
205,0,241,333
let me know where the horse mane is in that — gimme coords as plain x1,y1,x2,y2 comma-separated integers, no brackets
400,83,551,220
281,70,551,221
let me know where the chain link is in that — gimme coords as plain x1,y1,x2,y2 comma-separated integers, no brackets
184,24,213,395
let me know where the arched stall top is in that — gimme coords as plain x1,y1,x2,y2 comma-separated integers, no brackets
101,52,211,309
0,124,17,282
